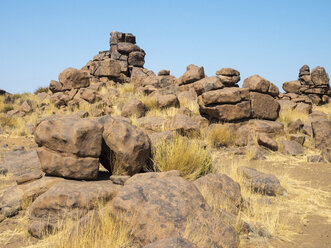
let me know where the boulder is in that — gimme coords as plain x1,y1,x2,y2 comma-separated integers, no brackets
121,98,146,118
200,88,249,105
75,88,97,103
307,155,324,163
90,59,122,78
100,116,151,175
117,42,141,54
58,68,90,90
131,67,156,87
158,70,170,76
299,65,310,77
281,140,304,156
194,173,244,215
143,237,198,248
128,51,145,67
237,167,286,196
216,68,240,76
243,75,270,93
49,80,63,93
250,92,280,120
282,80,301,93
170,114,200,135
217,76,240,86
278,100,296,111
137,116,168,132
287,119,304,134
311,66,330,86
311,120,331,150
179,64,205,85
156,94,179,109
257,133,278,151
35,117,103,158
110,171,238,248
189,76,224,95
294,102,312,114
28,180,122,238
289,134,306,146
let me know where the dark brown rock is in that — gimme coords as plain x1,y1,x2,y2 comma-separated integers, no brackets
311,66,330,86
179,64,205,85
90,59,122,78
58,68,90,90
121,98,146,118
250,92,280,120
282,80,301,94
143,237,198,248
128,51,145,67
257,133,278,151
170,114,199,135
216,68,240,76
281,140,304,156
243,75,270,93
49,80,63,93
156,94,179,109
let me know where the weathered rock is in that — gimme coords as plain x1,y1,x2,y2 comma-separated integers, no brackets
194,173,244,215
110,171,238,248
49,80,63,93
128,51,145,67
170,114,199,135
37,147,99,180
200,87,249,105
299,65,310,77
100,116,151,175
287,119,304,134
117,42,141,54
216,68,240,76
188,76,224,95
199,100,251,122
58,68,90,90
257,133,278,151
278,100,296,111
28,180,122,238
307,155,324,163
311,120,331,150
121,98,146,118
179,64,205,85
156,94,179,109
250,92,280,120
294,102,312,114
0,176,62,218
218,76,240,86
35,116,103,158
50,92,67,108
237,167,286,196
158,70,170,76
16,170,43,185
243,75,270,93
289,134,306,145
148,131,174,148
143,237,198,248
281,140,304,156
0,149,41,177
282,80,301,93
137,116,168,132
311,66,330,86
268,83,280,97
90,59,122,78
75,88,96,103
131,67,156,87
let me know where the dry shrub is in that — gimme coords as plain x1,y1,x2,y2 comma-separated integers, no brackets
277,109,309,127
205,124,235,147
2,104,14,113
152,133,212,180
117,83,135,95
313,102,331,115
34,87,49,94
139,94,158,110
179,98,200,115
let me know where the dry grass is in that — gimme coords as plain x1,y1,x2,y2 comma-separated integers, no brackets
204,124,235,148
152,133,212,180
179,98,200,115
277,109,309,127
138,94,158,111
313,102,331,115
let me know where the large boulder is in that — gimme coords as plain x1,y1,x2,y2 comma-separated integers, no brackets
311,120,331,150
281,140,304,156
237,167,286,196
216,68,240,86
170,114,199,135
110,171,238,248
34,116,103,180
311,66,330,86
282,80,301,94
250,92,280,120
243,75,270,93
28,180,122,238
180,76,224,95
99,116,151,175
194,173,244,215
179,64,205,85
200,88,249,105
128,51,145,67
58,68,90,90
130,67,156,87
90,59,122,78
121,98,146,118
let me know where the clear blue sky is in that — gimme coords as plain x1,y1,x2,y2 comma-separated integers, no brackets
0,0,330,93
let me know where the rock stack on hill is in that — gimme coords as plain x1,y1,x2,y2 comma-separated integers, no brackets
280,65,330,111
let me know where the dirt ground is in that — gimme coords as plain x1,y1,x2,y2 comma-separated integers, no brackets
0,136,330,248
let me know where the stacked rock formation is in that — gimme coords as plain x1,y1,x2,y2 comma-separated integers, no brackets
281,65,330,106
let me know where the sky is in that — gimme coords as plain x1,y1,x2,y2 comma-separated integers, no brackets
0,0,330,93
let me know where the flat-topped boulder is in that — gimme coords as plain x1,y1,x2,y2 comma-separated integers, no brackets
179,64,205,85
58,67,90,90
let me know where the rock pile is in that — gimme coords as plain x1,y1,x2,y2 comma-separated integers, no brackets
280,65,330,109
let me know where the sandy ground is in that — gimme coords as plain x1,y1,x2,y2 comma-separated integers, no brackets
0,136,330,248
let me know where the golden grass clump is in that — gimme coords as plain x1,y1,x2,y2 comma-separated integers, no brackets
152,133,212,180
277,109,309,127
138,94,158,111
204,124,235,148
313,102,331,115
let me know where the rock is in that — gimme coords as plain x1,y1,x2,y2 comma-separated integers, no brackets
110,171,238,248
28,180,122,238
170,114,199,135
237,167,286,196
323,148,331,163
16,170,43,185
121,98,146,118
50,92,67,108
311,120,331,150
131,67,156,87
247,119,284,134
137,116,168,132
128,51,145,67
281,140,304,156
158,70,170,76
268,83,280,97
257,133,278,151
243,75,271,93
35,116,103,158
100,116,151,175
194,173,244,215
278,100,296,111
294,102,312,114
36,92,49,102
299,65,310,77
246,146,268,160
21,100,33,113
192,115,209,128
218,76,240,86
156,94,179,109
188,76,224,95
216,68,240,76
143,237,198,248
311,66,330,86
0,176,62,218
90,59,122,78
148,131,174,148
307,155,324,163
179,64,205,85
108,175,130,185
117,42,141,54
308,94,322,105
58,68,90,90
76,88,96,103
200,88,249,105
37,147,99,180
288,134,306,145
199,100,251,122
49,80,63,93
250,92,280,120
282,80,301,93
0,149,41,177
287,119,304,134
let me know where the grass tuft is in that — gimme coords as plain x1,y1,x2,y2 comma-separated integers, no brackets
204,124,235,147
